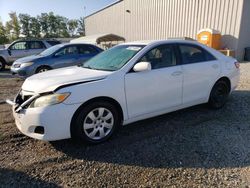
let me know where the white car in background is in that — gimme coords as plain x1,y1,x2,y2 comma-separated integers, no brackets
7,40,240,144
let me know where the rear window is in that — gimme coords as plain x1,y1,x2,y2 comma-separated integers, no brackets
29,41,45,49
78,45,99,54
46,40,61,46
179,44,216,64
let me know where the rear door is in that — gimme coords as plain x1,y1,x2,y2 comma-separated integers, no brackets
177,44,220,104
28,41,46,55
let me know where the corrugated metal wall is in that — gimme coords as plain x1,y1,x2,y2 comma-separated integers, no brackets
237,0,250,59
85,0,245,59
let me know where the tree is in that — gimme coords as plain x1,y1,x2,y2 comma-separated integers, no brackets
38,13,49,37
47,12,57,37
6,12,20,40
30,17,41,38
19,13,31,37
55,15,69,37
68,19,78,37
77,17,85,36
1,11,85,42
39,12,69,38
0,21,9,44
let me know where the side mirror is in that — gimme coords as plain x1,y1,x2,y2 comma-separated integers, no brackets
54,53,61,58
133,62,151,72
7,48,11,56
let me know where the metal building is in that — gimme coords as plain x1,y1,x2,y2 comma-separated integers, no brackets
85,0,250,60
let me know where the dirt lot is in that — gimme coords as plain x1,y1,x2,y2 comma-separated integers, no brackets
0,64,250,187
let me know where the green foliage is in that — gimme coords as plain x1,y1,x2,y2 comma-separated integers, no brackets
0,21,9,44
68,19,78,37
39,12,70,38
38,13,49,37
77,17,85,36
30,17,41,38
5,12,21,41
1,12,86,44
19,13,31,37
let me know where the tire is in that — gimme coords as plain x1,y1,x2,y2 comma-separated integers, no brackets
36,66,51,74
71,101,121,144
0,59,5,71
208,80,230,109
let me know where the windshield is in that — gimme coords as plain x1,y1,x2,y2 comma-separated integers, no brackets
83,45,145,71
39,44,64,56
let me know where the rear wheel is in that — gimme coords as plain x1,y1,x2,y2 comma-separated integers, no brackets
208,80,230,109
71,101,121,144
36,66,51,74
0,59,5,71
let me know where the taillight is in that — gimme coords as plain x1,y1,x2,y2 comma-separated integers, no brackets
234,61,240,69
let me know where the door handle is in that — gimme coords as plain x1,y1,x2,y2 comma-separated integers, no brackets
171,71,182,76
212,64,219,69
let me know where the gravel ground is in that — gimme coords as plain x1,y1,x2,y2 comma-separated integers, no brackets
0,64,250,187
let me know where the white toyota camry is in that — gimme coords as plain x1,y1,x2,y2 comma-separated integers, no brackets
7,40,240,144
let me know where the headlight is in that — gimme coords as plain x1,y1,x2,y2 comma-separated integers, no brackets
30,93,70,108
20,62,34,68
13,63,21,68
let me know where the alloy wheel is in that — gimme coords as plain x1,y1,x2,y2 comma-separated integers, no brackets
83,107,114,140
39,68,48,73
210,82,229,108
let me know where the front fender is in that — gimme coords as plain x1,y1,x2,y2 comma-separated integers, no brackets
56,76,128,121
0,55,8,64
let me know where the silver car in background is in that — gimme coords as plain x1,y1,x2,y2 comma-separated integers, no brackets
0,39,61,70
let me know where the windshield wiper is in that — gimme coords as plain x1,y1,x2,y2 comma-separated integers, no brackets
83,65,94,69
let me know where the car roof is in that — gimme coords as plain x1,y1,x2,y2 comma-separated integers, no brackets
59,43,97,47
14,38,60,42
120,39,200,46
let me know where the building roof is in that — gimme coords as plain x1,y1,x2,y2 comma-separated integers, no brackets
85,0,123,19
70,34,125,44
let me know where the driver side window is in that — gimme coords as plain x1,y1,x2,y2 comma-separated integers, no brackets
10,42,28,50
139,45,176,69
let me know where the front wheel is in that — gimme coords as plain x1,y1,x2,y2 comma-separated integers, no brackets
36,66,51,74
208,80,230,109
0,60,5,71
71,101,121,144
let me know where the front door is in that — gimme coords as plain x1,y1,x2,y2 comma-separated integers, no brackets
28,41,46,56
125,44,183,118
8,41,30,62
52,45,79,68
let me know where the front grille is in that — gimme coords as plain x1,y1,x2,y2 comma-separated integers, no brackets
15,91,33,106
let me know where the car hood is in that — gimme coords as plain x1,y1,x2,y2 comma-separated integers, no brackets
14,55,44,63
22,66,112,93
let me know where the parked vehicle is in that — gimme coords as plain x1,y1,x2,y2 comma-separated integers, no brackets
11,43,103,77
0,39,61,70
6,40,240,144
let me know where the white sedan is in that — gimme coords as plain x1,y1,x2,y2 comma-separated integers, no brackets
7,40,240,144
